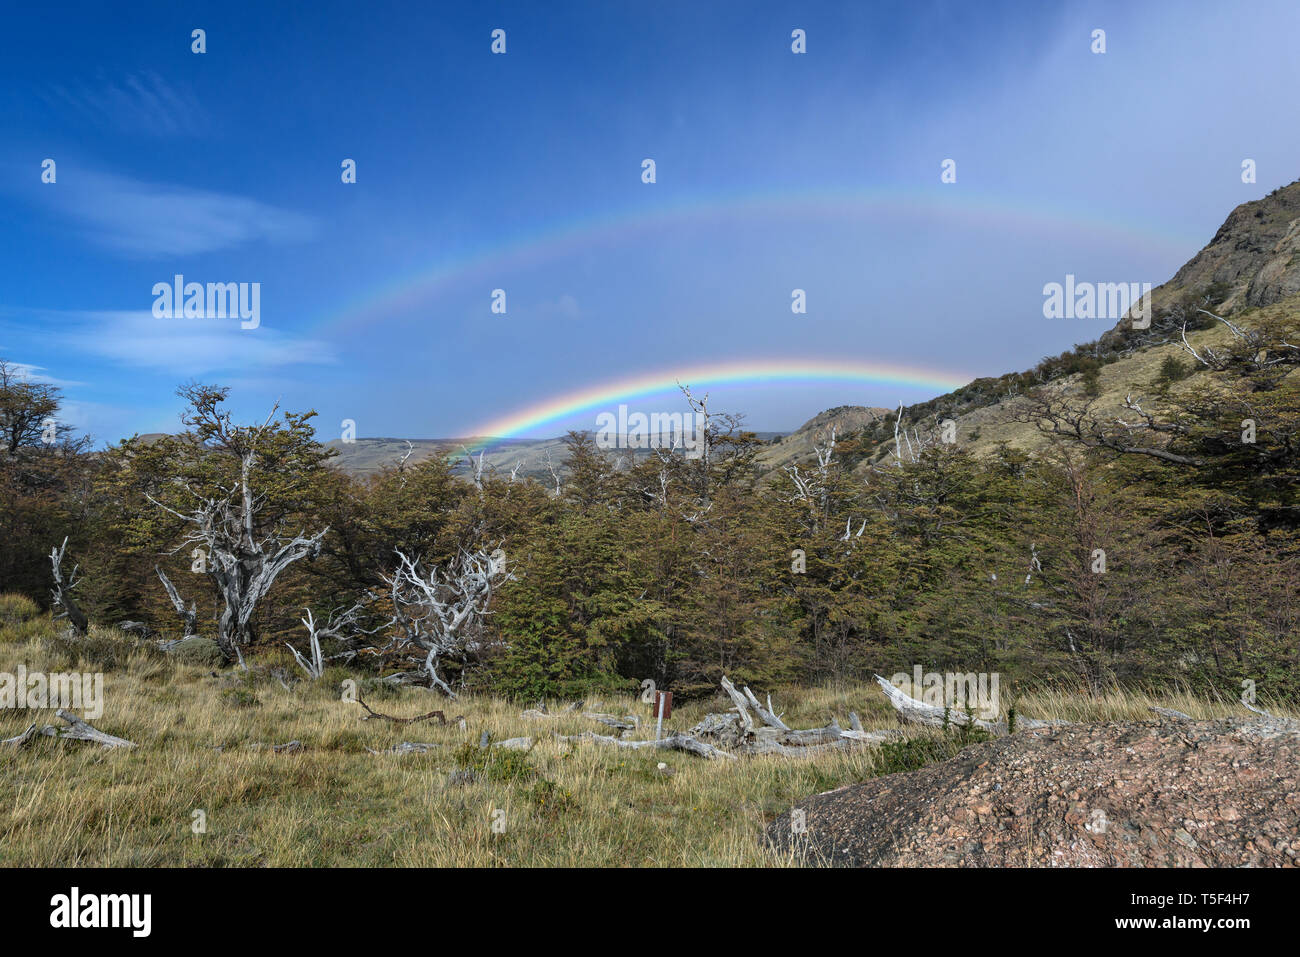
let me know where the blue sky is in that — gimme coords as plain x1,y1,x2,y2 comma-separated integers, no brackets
3,0,1299,446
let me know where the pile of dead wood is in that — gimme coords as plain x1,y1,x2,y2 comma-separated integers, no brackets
526,675,909,761
685,676,903,756
523,672,1088,760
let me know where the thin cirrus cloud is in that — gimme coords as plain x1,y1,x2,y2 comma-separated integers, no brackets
43,71,210,138
49,310,338,374
16,166,317,258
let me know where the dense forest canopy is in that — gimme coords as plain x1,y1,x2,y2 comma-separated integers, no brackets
1,286,1296,703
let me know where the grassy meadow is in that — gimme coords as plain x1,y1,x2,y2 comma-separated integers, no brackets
1,600,1290,868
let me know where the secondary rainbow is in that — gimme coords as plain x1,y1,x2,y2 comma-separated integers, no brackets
463,358,973,447
317,184,1199,338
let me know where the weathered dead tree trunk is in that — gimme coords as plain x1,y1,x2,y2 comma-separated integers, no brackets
2,711,136,750
49,538,88,635
559,730,736,760
1,723,40,748
287,598,375,679
872,674,1062,733
155,565,197,648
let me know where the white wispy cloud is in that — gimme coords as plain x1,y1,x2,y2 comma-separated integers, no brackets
0,357,85,389
43,71,210,137
65,169,314,257
45,309,338,374
8,165,316,258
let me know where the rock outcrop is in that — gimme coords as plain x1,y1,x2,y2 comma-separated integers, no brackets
767,716,1300,866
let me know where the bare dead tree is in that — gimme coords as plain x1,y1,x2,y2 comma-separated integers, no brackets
1179,308,1299,374
785,426,838,532
676,381,748,512
49,537,88,635
287,598,375,679
543,450,562,497
1024,390,1203,467
839,517,866,541
678,381,712,472
154,565,198,646
381,548,515,697
639,440,681,508
884,402,946,466
394,439,416,479
1025,543,1042,586
459,445,486,491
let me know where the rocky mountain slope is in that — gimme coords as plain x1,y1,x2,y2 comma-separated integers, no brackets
761,179,1300,474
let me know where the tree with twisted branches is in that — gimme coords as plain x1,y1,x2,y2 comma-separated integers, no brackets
142,385,333,661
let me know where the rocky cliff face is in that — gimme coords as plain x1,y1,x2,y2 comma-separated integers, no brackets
1157,178,1300,312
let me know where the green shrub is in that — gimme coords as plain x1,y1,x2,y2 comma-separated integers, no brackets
0,593,40,625
451,741,535,782
221,687,261,708
168,636,225,668
875,725,992,776
526,778,578,818
44,626,153,671
1155,354,1190,394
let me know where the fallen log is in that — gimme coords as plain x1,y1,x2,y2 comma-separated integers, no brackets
379,671,429,687
740,725,904,757
872,674,1064,734
559,730,736,761
46,710,137,749
1242,699,1276,719
583,712,639,731
356,692,445,725
367,741,444,755
1,723,40,749
872,674,1000,731
520,707,638,731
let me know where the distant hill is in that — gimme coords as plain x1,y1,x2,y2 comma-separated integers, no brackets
325,432,785,480
753,405,893,473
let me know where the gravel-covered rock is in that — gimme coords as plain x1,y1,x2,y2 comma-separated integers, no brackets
767,716,1300,867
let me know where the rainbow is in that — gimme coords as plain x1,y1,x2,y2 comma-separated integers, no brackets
314,183,1196,446
317,184,1199,337
461,357,972,448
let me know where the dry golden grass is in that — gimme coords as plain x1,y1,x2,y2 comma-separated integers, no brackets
0,617,1290,867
